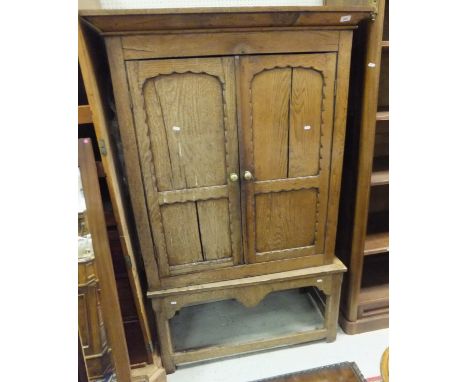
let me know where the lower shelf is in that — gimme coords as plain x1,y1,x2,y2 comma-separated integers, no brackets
358,284,389,318
339,312,388,335
170,289,324,352
364,232,389,256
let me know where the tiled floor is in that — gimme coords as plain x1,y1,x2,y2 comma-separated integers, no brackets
166,290,389,382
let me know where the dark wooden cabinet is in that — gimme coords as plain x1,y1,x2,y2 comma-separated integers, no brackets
80,4,374,373
336,0,389,334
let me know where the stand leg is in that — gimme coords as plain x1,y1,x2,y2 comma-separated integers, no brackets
152,300,176,373
324,274,343,342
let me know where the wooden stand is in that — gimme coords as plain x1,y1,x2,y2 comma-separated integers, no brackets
149,260,346,373
336,0,389,334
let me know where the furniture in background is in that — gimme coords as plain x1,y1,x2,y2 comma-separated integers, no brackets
79,2,374,373
79,335,90,382
79,22,167,381
336,0,389,334
79,23,155,366
79,138,132,381
78,246,113,380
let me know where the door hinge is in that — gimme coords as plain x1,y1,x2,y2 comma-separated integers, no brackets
98,139,107,156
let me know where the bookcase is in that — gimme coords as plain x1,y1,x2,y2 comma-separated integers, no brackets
337,0,389,334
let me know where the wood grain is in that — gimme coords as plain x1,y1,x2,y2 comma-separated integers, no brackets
149,261,345,371
146,73,226,190
344,0,388,324
105,36,162,287
255,190,317,252
78,139,132,382
364,232,389,256
78,104,93,125
240,53,337,264
322,31,353,263
80,7,373,34
288,68,322,177
126,57,242,275
79,24,155,365
197,199,232,261
252,67,291,181
160,203,203,266
121,30,340,60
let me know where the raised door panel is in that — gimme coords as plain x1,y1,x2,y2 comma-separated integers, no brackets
239,53,337,263
126,57,242,277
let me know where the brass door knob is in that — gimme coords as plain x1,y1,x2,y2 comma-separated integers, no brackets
229,173,239,182
243,171,253,181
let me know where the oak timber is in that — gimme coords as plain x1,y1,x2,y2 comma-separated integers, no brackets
79,22,156,365
363,232,389,256
78,139,132,382
78,105,93,125
81,4,371,371
79,6,373,35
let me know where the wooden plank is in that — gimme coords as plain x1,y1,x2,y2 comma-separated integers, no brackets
324,273,343,341
105,36,162,287
121,31,340,60
364,232,389,256
256,246,316,263
79,24,156,365
255,190,317,253
381,40,389,48
239,53,336,264
149,258,346,298
376,110,389,120
126,56,243,274
172,329,328,365
79,5,374,16
322,31,353,263
370,170,389,186
158,185,228,205
80,8,372,34
160,203,203,266
160,254,326,289
254,176,320,195
125,60,172,277
288,67,323,177
145,72,227,190
357,284,389,318
151,301,176,374
339,312,388,335
252,67,291,181
169,258,233,276
131,353,167,382
78,105,93,125
78,334,90,382
78,139,132,382
345,0,387,322
197,199,232,261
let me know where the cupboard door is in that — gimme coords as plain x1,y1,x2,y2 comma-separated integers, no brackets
239,53,337,263
126,57,242,277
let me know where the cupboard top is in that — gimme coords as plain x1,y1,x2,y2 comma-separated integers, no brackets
79,4,373,34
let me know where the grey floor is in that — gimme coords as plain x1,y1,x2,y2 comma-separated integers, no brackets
167,289,389,382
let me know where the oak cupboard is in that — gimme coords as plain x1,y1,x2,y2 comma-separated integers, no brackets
80,3,374,373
